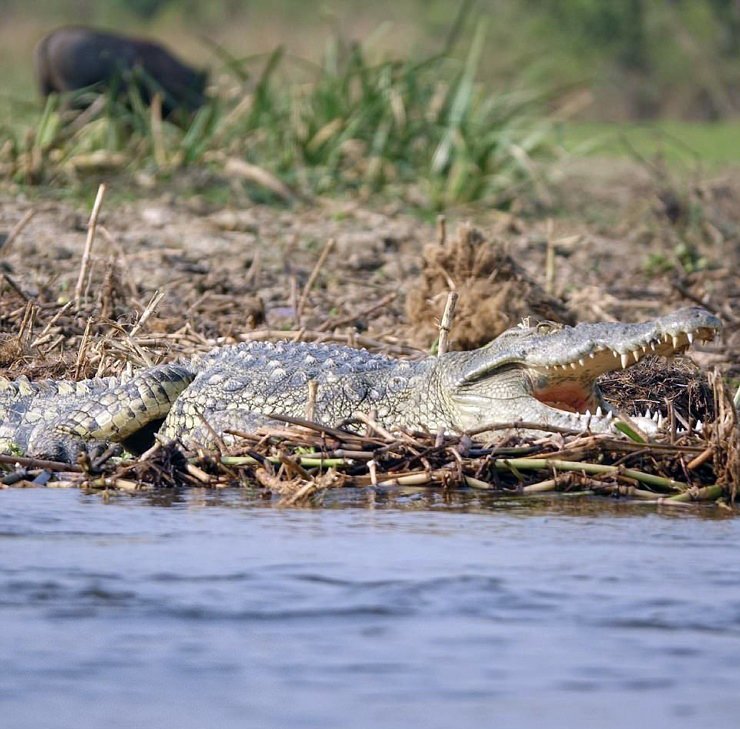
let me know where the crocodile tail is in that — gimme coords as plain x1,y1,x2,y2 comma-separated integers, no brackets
55,363,195,442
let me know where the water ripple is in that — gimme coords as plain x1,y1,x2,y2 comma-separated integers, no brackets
1,488,739,729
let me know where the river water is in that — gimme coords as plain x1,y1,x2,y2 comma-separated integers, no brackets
1,487,739,729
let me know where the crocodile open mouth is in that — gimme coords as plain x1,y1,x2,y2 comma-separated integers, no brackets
529,324,718,416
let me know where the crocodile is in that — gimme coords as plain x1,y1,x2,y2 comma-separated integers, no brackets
0,306,721,462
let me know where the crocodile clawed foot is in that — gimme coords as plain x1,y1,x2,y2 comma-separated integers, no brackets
26,433,119,466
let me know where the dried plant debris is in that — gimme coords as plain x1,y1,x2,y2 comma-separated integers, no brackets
406,223,575,350
600,355,715,427
2,398,735,507
0,334,28,367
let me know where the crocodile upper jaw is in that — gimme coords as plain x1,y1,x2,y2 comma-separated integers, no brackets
450,312,720,431
523,323,718,414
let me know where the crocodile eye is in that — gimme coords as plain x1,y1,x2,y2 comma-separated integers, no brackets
536,321,563,334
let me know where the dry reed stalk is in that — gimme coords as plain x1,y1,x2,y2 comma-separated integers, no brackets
708,369,739,500
521,478,559,494
349,413,400,442
150,94,167,169
279,469,342,506
74,183,106,307
436,214,447,245
73,317,93,379
0,453,82,472
1,272,31,302
493,456,693,493
296,237,335,323
17,302,36,343
687,446,714,471
437,290,459,357
305,380,318,422
195,413,227,452
129,289,166,339
45,481,79,489
223,157,297,202
462,474,494,490
185,463,213,484
261,413,358,440
30,301,72,348
435,290,459,446
2,209,35,253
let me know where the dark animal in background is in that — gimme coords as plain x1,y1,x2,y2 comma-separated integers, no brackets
34,26,208,119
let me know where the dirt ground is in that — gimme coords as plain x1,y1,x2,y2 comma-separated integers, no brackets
0,158,737,384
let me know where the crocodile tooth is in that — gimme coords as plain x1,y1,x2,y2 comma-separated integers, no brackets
620,353,629,369
632,350,640,363
671,335,679,349
694,419,703,432
578,358,585,367
652,411,660,422
645,407,652,420
605,410,613,421
589,352,595,359
686,332,694,344
649,341,656,351
570,362,577,370
612,350,620,358
595,406,603,417
657,413,664,427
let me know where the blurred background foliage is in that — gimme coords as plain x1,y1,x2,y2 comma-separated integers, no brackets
2,0,740,206
3,0,740,121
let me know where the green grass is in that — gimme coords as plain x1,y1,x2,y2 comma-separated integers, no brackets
555,120,740,167
1,30,554,210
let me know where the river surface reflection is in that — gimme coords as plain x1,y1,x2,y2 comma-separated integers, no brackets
1,487,739,729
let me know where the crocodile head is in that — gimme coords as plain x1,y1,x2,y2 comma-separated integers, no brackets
440,306,721,433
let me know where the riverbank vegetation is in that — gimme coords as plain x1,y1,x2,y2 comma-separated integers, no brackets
0,0,737,504
2,26,551,209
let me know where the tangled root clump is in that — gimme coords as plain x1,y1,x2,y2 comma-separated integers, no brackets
405,223,574,350
599,355,715,425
